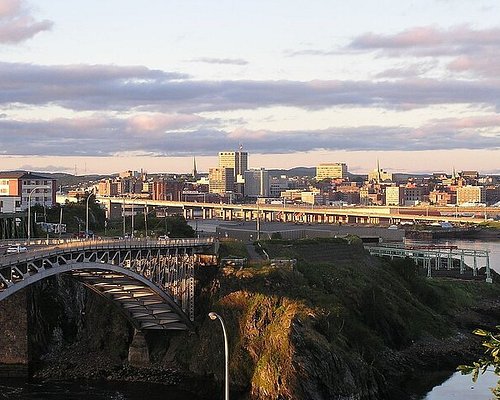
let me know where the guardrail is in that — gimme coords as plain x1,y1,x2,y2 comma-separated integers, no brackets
0,237,216,267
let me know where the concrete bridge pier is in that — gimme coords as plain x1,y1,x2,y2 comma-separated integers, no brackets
128,329,150,368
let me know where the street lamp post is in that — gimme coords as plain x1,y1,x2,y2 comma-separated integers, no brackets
208,312,229,400
144,201,148,238
129,194,139,238
27,185,50,245
131,198,135,238
85,188,95,239
256,203,260,241
58,205,64,240
122,196,126,238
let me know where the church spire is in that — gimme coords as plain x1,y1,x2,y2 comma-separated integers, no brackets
192,156,198,179
377,159,381,184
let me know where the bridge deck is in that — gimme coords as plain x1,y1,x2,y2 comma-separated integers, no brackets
0,238,218,330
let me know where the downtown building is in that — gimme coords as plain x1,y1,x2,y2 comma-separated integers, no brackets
209,167,234,194
456,186,486,205
244,168,270,198
218,151,248,179
0,171,56,211
316,163,348,180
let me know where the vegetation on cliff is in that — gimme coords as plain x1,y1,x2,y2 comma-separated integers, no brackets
174,237,500,399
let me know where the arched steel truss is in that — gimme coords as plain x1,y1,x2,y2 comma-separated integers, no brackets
0,239,217,330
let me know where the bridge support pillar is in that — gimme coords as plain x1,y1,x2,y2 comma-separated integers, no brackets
0,290,29,377
128,329,150,368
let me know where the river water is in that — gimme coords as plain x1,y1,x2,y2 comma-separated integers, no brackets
421,370,498,400
0,379,210,400
415,238,500,399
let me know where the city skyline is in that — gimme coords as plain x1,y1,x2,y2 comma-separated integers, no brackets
1,0,499,174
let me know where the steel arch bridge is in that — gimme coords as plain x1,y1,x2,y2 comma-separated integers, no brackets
0,238,218,331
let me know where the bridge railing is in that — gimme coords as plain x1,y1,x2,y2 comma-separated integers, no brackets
0,237,216,268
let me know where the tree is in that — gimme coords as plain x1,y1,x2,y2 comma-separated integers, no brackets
458,326,500,398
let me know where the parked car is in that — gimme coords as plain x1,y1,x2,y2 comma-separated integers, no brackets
6,245,28,254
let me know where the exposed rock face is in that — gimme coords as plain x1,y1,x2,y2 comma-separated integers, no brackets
0,289,29,376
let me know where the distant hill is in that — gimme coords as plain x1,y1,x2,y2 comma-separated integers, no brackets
47,173,109,187
3,171,110,188
268,167,367,181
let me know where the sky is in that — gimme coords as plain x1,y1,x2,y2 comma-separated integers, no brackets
0,0,499,175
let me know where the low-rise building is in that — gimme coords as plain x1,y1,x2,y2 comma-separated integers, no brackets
456,186,485,205
0,171,56,210
429,190,456,206
0,196,22,213
301,191,324,205
385,186,404,206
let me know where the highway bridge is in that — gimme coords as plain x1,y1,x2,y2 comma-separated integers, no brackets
99,197,497,226
0,238,218,331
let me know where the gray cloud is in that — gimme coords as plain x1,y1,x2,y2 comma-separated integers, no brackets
3,61,500,112
0,0,53,44
189,57,248,65
348,25,500,78
375,61,438,79
0,114,497,157
349,25,500,54
285,48,338,57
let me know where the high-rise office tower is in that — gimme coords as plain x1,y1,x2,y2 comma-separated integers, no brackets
218,151,248,179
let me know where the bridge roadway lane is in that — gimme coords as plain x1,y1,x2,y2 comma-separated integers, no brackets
99,196,494,225
0,237,215,264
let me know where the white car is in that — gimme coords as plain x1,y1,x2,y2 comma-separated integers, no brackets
6,245,28,254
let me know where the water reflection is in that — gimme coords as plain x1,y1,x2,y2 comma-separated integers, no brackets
421,370,498,400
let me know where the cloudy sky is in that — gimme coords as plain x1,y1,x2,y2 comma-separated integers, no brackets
1,0,499,174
